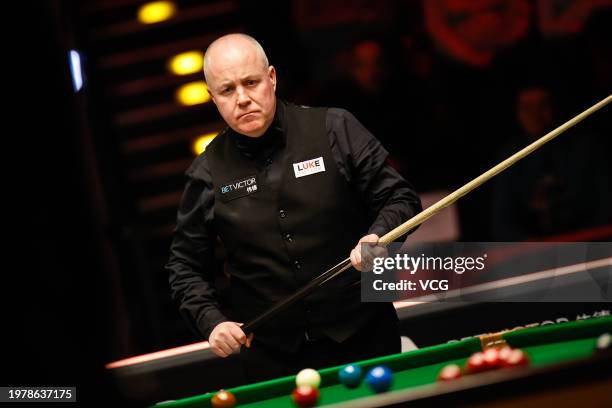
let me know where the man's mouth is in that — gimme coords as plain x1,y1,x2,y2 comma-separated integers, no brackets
238,111,258,119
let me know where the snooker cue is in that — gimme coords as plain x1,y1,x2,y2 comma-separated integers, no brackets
241,93,612,335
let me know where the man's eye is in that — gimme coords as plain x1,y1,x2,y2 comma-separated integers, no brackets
222,88,232,94
246,80,256,86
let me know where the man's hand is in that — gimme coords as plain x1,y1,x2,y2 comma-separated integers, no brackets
208,321,253,357
350,234,387,272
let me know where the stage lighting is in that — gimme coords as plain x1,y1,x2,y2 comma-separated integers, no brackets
169,51,204,75
192,132,218,155
176,82,210,106
138,1,176,24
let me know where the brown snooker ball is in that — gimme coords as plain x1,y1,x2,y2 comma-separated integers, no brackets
211,390,236,408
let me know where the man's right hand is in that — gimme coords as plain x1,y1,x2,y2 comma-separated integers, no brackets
208,321,253,357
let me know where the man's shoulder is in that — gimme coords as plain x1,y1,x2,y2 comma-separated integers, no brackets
324,107,363,133
284,101,356,125
185,153,209,181
326,107,355,122
185,128,229,180
283,100,329,115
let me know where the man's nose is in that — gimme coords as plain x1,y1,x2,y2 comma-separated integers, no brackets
236,87,250,106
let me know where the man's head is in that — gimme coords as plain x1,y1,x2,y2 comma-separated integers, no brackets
204,34,277,137
516,86,553,138
350,40,385,93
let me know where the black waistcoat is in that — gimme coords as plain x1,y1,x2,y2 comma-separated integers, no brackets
206,102,394,352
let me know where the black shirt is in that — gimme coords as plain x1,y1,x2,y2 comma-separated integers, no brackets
166,101,421,339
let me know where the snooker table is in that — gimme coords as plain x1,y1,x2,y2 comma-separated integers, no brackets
154,315,612,407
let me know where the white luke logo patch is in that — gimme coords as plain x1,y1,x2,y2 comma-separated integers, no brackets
293,157,326,178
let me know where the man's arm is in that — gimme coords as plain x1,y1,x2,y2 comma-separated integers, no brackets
327,108,422,236
167,156,252,356
327,108,422,270
166,157,228,340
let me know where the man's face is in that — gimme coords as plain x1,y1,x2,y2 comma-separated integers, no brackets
206,45,277,137
517,88,553,138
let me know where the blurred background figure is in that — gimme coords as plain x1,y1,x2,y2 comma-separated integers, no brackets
322,39,388,128
349,40,386,95
517,87,554,138
320,38,412,174
490,85,611,240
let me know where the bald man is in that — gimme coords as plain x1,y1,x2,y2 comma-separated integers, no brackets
166,34,421,383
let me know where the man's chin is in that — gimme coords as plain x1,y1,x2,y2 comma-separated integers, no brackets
236,123,265,137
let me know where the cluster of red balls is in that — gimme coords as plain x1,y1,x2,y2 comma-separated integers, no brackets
438,346,530,381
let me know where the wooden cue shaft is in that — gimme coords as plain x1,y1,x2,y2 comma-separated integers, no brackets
242,258,352,333
242,94,611,335
379,93,611,244
321,94,612,284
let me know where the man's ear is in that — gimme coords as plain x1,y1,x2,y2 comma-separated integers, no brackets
268,65,277,91
208,88,216,105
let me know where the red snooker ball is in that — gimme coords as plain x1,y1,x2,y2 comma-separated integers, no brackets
211,390,236,408
466,352,487,373
501,349,529,367
483,348,502,369
291,385,319,407
498,346,513,362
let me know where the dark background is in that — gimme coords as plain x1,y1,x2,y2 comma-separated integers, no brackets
3,0,611,404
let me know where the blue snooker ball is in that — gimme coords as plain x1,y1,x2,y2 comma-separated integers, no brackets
365,366,393,393
338,364,363,388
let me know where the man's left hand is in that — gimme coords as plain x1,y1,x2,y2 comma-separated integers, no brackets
350,234,387,272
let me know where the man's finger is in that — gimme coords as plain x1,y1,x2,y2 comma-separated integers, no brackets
229,324,247,344
350,249,361,271
219,332,241,351
360,234,379,244
212,348,228,358
371,246,388,260
218,338,236,355
362,245,376,271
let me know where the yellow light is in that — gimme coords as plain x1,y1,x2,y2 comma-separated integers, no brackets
168,51,204,75
176,81,211,106
193,132,218,155
137,1,176,24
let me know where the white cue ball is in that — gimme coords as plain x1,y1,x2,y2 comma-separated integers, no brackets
296,368,321,388
597,333,611,350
